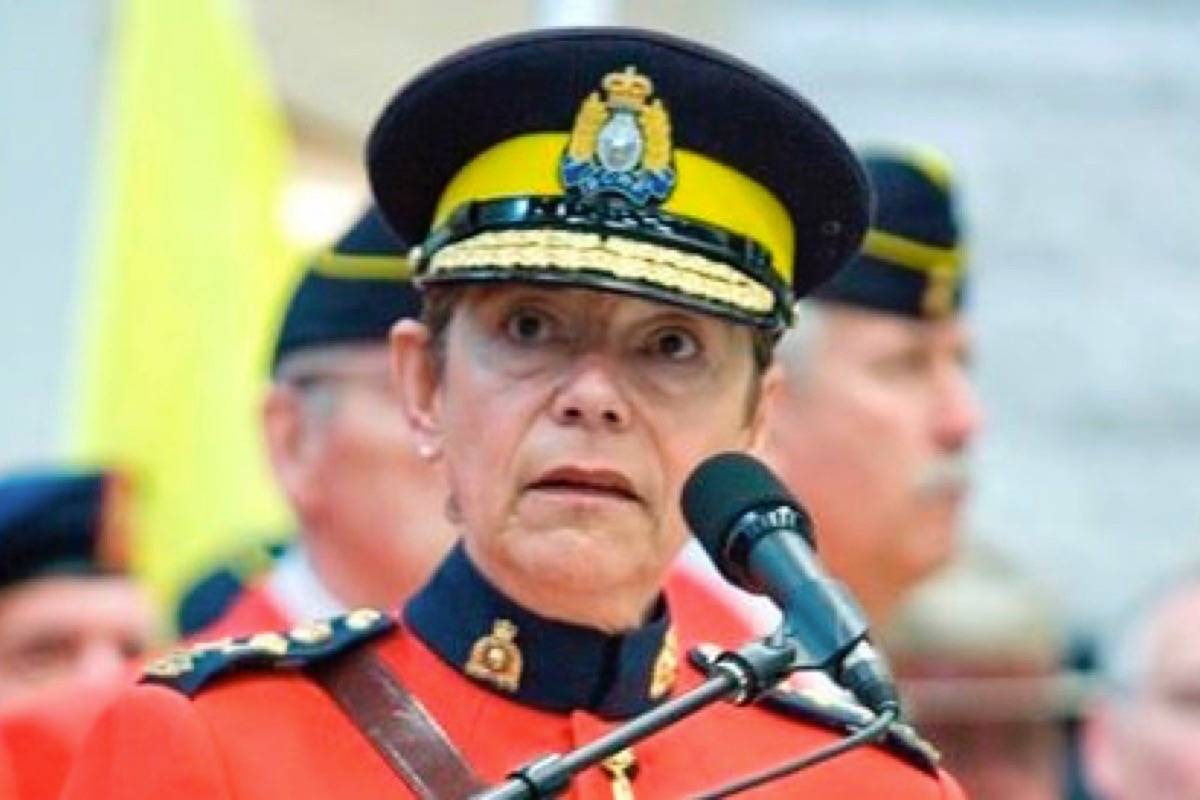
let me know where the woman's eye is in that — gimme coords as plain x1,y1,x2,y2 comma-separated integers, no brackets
504,309,554,344
649,328,701,361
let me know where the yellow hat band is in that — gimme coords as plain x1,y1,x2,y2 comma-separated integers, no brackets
313,251,412,280
861,228,964,277
431,132,794,285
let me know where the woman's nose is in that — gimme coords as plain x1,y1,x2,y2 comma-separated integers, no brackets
550,355,632,432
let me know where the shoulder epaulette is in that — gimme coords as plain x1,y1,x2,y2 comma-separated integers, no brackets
142,608,395,697
688,644,941,776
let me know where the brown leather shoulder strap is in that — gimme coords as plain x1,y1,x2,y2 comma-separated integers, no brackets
310,646,486,800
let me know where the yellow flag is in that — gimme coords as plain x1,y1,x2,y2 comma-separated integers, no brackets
69,0,296,615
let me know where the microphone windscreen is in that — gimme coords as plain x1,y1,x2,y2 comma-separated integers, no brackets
680,452,803,560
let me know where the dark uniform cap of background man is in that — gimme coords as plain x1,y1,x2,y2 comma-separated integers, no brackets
367,27,869,331
814,146,967,320
0,469,129,589
271,205,422,371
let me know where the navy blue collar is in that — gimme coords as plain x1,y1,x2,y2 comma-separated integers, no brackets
404,544,677,719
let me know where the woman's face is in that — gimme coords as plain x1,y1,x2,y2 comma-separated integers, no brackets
417,285,763,620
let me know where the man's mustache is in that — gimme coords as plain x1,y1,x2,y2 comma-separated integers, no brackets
914,452,972,497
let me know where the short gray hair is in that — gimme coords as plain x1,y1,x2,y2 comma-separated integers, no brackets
774,300,829,387
272,344,382,422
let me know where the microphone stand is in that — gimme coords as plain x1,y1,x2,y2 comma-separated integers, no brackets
472,639,798,800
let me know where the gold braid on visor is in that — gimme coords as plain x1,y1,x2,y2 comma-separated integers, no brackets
408,134,797,329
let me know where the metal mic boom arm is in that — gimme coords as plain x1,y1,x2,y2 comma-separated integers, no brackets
471,639,797,800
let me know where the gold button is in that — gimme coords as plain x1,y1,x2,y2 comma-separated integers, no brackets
345,608,383,631
289,620,333,645
249,632,290,656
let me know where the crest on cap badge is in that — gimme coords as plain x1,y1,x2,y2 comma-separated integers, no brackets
560,66,676,206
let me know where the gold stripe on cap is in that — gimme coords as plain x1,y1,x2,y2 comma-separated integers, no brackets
426,229,776,315
861,228,964,277
314,251,413,280
430,133,794,286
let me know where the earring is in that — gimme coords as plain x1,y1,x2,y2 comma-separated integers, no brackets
417,442,440,461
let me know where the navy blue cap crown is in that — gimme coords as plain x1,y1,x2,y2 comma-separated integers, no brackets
0,469,126,589
367,27,869,331
271,206,422,370
814,146,967,319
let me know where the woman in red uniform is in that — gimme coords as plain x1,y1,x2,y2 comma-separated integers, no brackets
64,28,963,799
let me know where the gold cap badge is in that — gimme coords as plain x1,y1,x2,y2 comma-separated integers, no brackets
560,66,675,206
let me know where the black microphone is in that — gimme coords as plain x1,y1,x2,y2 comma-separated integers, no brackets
681,451,899,714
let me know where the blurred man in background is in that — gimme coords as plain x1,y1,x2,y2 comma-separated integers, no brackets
1082,567,1200,800
192,205,456,637
0,468,157,799
678,145,984,631
0,207,455,800
0,469,156,708
883,545,1089,800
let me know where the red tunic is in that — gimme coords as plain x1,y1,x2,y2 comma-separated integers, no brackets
0,583,290,800
61,623,962,799
61,550,961,799
0,570,747,800
0,736,17,800
0,680,126,800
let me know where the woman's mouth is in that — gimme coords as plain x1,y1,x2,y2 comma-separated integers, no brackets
526,466,642,504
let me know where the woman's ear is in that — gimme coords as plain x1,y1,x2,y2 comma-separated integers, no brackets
391,319,443,455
